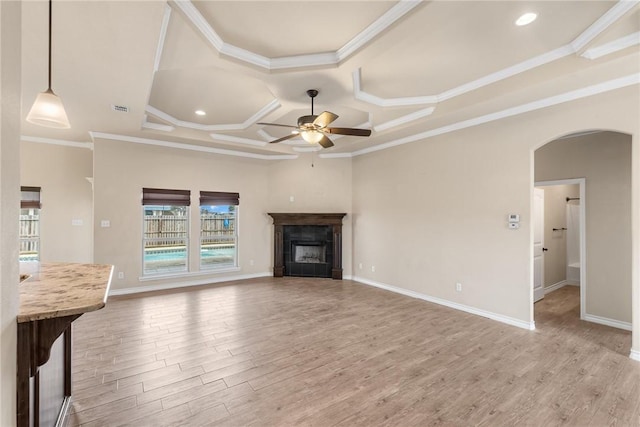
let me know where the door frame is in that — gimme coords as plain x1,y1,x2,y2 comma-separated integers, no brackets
534,178,586,320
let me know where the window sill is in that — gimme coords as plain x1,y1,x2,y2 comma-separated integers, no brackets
139,266,241,282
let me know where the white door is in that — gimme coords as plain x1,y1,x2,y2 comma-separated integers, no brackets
533,188,545,302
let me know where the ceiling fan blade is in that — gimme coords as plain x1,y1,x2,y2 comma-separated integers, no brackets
313,111,338,128
257,122,298,129
269,133,298,144
317,134,334,149
325,127,372,137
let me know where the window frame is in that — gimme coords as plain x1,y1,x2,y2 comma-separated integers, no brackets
199,191,239,271
141,188,191,276
19,186,41,262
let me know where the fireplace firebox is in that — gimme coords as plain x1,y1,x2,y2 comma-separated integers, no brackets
268,213,346,279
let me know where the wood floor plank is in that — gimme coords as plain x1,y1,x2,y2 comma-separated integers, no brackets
69,279,639,426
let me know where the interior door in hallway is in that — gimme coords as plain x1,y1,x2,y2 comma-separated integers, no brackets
534,188,545,302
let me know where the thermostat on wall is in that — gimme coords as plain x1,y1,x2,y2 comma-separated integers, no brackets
508,214,520,223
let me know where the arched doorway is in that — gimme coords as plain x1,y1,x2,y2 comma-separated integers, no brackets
532,130,634,353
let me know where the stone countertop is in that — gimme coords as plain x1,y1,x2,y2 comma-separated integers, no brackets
18,262,113,323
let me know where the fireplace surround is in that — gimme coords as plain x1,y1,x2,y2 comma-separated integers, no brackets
268,213,346,279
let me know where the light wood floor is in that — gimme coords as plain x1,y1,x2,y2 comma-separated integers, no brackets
68,279,640,426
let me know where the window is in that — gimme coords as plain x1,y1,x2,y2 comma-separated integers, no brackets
142,188,190,275
19,186,41,262
200,191,239,269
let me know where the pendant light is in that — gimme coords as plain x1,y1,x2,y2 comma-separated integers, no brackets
26,0,70,129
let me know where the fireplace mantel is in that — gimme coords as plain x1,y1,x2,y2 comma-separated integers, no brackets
268,213,346,279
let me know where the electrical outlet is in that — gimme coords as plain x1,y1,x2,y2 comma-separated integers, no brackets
118,272,124,280
358,263,363,270
100,220,110,228
456,282,462,292
250,259,254,266
371,265,376,273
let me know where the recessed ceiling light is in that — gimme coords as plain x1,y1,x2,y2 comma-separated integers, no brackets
516,12,537,26
195,110,206,116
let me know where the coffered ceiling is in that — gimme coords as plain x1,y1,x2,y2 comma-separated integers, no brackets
20,1,640,159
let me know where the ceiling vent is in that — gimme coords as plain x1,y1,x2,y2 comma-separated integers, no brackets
111,104,129,113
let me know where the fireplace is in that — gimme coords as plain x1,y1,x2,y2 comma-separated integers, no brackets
268,213,346,279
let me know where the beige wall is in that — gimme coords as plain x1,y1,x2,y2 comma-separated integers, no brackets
92,141,355,291
537,184,579,288
0,1,21,424
93,140,272,291
352,86,639,328
536,132,632,322
267,155,353,277
21,142,93,263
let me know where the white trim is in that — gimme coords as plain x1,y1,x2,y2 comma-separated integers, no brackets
630,349,640,362
535,178,587,321
175,0,422,71
319,152,353,159
373,107,436,132
111,271,272,296
89,132,298,160
352,68,438,107
571,1,639,53
142,116,175,132
352,276,535,331
145,99,281,132
544,280,568,295
293,146,322,153
153,4,172,73
20,136,94,150
353,74,640,156
209,133,267,147
583,313,632,331
581,31,640,60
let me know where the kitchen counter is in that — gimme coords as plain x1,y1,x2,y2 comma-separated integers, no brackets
17,262,113,427
19,262,113,322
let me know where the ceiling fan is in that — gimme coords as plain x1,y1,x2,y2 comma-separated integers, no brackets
258,89,372,148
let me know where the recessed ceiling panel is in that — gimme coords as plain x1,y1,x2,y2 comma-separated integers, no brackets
192,1,396,58
360,1,614,98
149,68,275,124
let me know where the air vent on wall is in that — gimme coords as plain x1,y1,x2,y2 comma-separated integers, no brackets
111,104,129,113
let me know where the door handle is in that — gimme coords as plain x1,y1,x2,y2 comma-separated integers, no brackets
542,248,548,252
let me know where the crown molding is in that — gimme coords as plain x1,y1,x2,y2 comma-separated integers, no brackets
336,0,423,61
293,146,322,153
353,73,640,156
153,4,172,73
21,136,94,150
581,31,640,60
89,132,297,160
145,99,280,132
374,106,435,132
209,133,267,147
319,152,353,159
571,0,639,53
142,115,175,132
174,0,423,71
353,68,438,106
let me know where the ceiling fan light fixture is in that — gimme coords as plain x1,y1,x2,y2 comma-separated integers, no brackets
515,12,537,26
26,88,70,129
195,110,206,116
301,130,323,144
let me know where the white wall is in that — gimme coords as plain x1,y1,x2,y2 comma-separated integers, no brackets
0,2,21,424
352,86,639,332
536,132,632,323
537,184,579,288
20,142,93,263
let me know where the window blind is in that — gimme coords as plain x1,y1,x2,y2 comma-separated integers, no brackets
199,191,240,206
142,188,191,206
21,186,41,209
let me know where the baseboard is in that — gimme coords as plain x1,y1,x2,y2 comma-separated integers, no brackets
544,280,567,294
352,276,535,331
109,272,272,296
630,349,640,362
583,313,632,331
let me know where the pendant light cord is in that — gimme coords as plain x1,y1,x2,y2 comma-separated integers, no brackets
47,0,52,90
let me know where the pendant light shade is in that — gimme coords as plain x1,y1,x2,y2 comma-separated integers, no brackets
26,88,70,129
26,0,70,129
301,130,323,144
